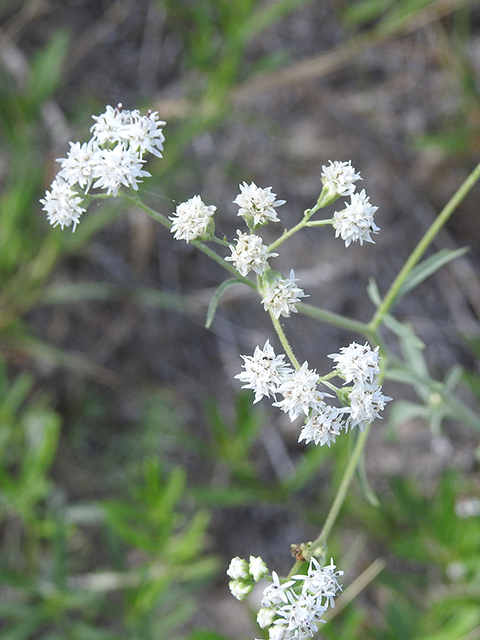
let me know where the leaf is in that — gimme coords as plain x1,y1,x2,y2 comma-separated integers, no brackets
205,278,243,328
356,447,379,507
393,247,468,306
367,277,382,306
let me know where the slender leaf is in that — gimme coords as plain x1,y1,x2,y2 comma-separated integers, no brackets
205,278,244,328
393,247,468,306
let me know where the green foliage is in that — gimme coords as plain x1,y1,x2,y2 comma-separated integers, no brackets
0,368,217,639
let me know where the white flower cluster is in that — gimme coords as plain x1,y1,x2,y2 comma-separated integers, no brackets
328,341,391,432
228,555,343,640
236,340,390,446
234,181,286,229
320,160,379,247
169,195,216,243
41,104,165,230
261,270,308,319
225,231,278,277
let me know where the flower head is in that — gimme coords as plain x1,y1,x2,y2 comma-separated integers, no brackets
56,139,101,191
328,342,381,385
225,230,278,277
235,340,292,404
234,182,285,229
261,270,308,319
332,189,379,247
273,362,325,422
169,195,216,243
298,403,347,447
321,160,362,199
118,109,166,157
347,381,391,431
40,178,86,231
90,104,132,146
91,145,150,196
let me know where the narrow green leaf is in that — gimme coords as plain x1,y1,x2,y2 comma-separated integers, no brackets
394,247,468,306
205,278,243,328
356,448,379,507
367,277,382,306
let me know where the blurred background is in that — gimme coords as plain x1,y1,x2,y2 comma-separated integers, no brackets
1,0,480,638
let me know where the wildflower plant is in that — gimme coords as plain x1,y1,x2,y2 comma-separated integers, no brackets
40,104,480,638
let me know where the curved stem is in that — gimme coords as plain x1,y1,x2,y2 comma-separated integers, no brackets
369,160,480,331
270,313,301,370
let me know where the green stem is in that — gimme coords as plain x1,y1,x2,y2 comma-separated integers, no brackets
268,218,309,253
306,218,333,227
369,160,480,331
315,426,370,548
288,425,370,578
270,313,301,370
298,303,374,338
268,202,322,253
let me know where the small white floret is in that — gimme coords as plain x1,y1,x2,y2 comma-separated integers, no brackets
225,230,278,277
234,182,285,228
321,160,362,197
261,270,307,319
40,178,86,231
332,189,379,247
169,195,216,243
273,362,325,422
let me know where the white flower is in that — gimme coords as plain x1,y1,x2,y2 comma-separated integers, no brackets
227,556,249,580
261,270,308,319
295,557,343,610
229,579,252,601
169,195,216,243
40,178,86,231
347,381,391,431
235,340,292,404
262,571,295,608
273,362,325,422
275,591,325,638
332,189,379,247
321,160,361,197
225,231,278,277
328,341,381,385
91,145,150,196
249,556,269,581
119,110,166,157
90,104,132,146
298,403,347,447
56,139,101,192
234,182,285,228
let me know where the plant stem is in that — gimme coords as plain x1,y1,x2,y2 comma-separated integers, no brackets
270,313,301,370
315,426,370,549
268,203,322,253
369,160,480,331
287,426,370,578
298,303,374,338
